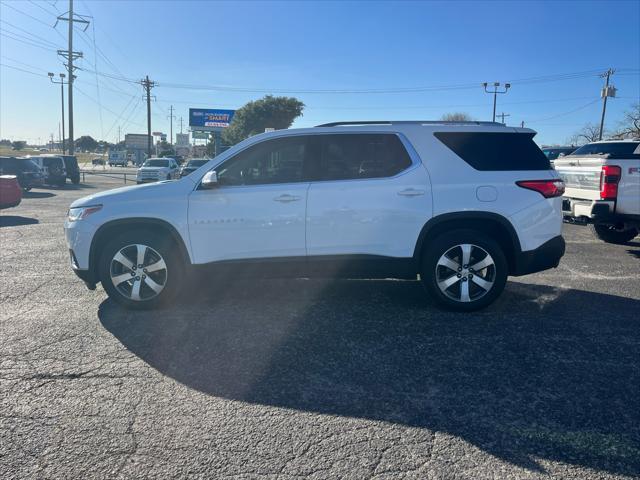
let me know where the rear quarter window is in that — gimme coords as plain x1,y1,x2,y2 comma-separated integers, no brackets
434,132,551,171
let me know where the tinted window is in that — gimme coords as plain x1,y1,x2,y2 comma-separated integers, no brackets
21,159,40,171
217,136,309,186
570,142,640,157
187,159,208,168
144,159,169,167
434,132,551,171
318,133,412,181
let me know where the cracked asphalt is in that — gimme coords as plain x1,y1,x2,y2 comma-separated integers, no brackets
1,176,639,479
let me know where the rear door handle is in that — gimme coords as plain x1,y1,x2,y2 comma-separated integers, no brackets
274,194,301,203
398,188,425,197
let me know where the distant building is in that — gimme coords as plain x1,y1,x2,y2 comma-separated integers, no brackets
124,134,152,165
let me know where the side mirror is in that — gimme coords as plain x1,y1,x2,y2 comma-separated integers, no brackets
201,170,218,189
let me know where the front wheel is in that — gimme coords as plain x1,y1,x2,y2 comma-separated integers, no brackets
421,230,508,312
590,224,638,244
99,230,184,309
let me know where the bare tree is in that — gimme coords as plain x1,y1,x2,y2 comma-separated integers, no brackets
441,112,473,122
568,123,603,145
612,103,640,139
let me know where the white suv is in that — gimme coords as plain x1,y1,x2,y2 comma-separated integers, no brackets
136,157,180,184
65,121,565,311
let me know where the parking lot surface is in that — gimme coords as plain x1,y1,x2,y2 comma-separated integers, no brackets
1,177,639,479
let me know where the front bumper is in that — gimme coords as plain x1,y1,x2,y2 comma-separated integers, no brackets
512,235,565,276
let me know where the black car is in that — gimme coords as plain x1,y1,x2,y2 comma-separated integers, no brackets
0,156,44,191
59,155,80,184
179,158,209,177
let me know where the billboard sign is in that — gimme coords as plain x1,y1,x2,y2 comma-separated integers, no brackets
191,131,210,139
189,108,235,131
125,134,151,149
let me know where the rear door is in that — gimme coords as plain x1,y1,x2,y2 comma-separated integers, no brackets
306,133,431,260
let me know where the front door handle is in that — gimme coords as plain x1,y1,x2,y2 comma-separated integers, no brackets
398,188,425,197
274,194,301,203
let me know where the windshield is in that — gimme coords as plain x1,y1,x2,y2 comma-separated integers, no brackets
143,159,169,167
187,159,208,168
570,142,640,156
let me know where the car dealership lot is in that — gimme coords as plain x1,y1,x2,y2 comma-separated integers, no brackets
1,177,639,479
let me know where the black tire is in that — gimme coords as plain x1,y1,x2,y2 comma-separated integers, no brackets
590,224,638,244
99,230,184,310
71,176,80,185
23,187,31,192
420,229,508,312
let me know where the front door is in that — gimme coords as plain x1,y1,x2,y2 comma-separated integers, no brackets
188,135,313,264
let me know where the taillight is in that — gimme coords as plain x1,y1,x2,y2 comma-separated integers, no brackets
600,165,621,200
516,179,565,198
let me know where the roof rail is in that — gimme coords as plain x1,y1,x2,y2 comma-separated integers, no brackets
315,120,504,127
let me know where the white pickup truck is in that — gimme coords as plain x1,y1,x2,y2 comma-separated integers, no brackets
555,139,640,244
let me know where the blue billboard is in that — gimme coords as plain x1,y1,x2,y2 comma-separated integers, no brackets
189,108,235,131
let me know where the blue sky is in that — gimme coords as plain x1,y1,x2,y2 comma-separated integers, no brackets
1,0,639,146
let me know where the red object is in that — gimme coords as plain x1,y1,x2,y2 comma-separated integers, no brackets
0,175,23,209
600,165,621,200
516,179,565,198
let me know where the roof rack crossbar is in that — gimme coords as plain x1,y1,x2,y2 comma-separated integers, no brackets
315,120,504,127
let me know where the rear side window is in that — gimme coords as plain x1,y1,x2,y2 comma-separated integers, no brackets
434,132,551,171
570,142,640,158
318,134,412,181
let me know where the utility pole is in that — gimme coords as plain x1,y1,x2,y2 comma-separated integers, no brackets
48,72,67,154
58,123,62,151
140,76,156,158
167,105,175,145
496,112,511,125
598,68,616,141
179,116,183,134
55,0,89,156
521,121,525,128
117,125,121,144
482,82,511,122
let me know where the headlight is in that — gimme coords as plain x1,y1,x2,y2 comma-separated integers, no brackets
68,205,102,222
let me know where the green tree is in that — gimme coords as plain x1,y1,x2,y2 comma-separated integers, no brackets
11,140,26,150
75,135,99,152
0,139,11,147
222,95,305,145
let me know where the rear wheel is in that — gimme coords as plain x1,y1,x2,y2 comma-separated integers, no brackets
590,224,638,244
99,230,184,309
421,230,508,312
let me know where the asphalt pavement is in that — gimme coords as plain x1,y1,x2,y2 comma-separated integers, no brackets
1,176,639,479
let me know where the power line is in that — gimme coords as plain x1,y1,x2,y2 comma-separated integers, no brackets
0,19,61,47
525,99,601,123
0,62,47,77
0,0,66,41
0,31,60,52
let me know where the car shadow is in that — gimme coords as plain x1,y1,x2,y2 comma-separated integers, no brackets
626,249,640,259
0,215,39,227
98,279,640,476
23,191,55,199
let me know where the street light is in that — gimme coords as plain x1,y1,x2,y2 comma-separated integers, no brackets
482,82,511,122
48,72,67,154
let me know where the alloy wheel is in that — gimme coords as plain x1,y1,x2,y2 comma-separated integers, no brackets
110,244,168,301
435,243,496,303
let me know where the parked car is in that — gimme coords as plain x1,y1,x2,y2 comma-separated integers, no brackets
136,158,180,184
541,146,577,167
43,154,80,184
92,158,106,166
179,158,209,177
555,139,640,244
26,156,67,186
0,175,22,209
65,120,565,311
0,156,44,191
108,151,128,167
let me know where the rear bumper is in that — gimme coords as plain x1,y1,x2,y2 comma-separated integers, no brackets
512,235,565,276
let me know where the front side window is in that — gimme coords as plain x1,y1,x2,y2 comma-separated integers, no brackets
217,136,309,186
318,134,412,181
